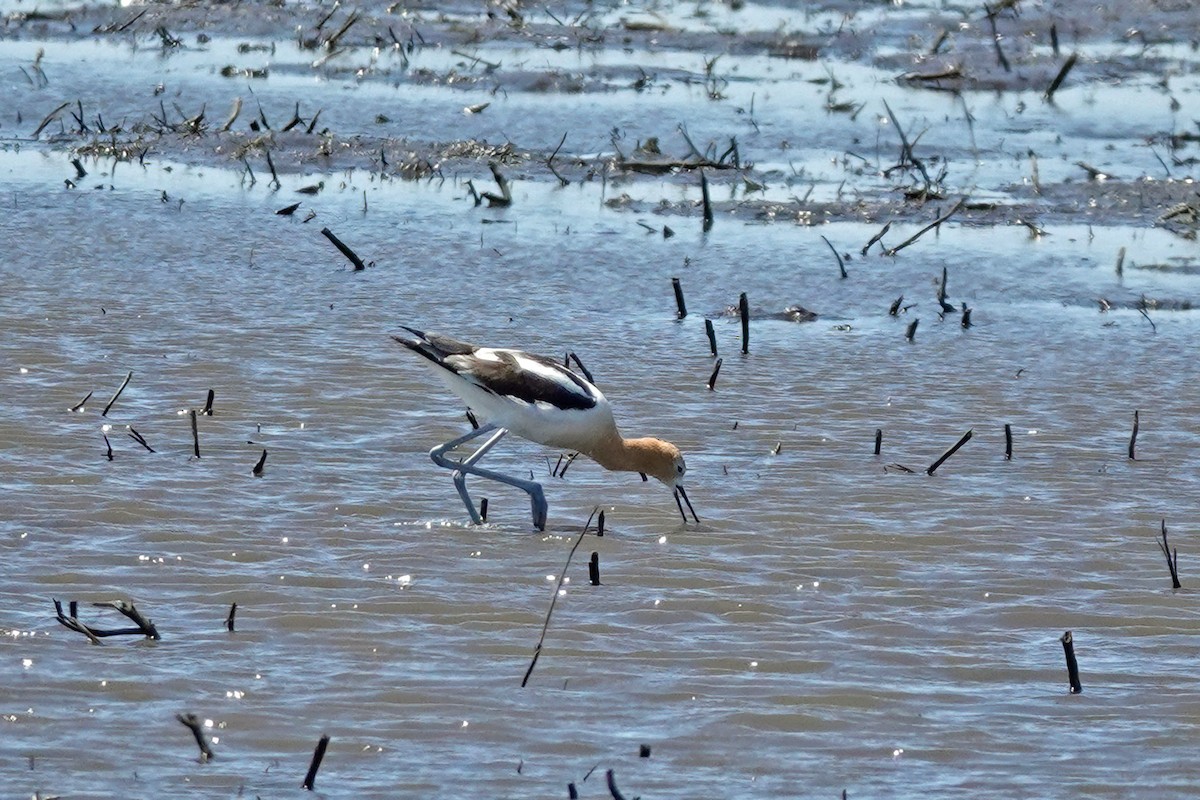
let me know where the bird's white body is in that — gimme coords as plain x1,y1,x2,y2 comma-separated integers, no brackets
424,348,618,451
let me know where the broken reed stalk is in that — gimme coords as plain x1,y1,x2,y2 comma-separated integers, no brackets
1004,423,1013,460
190,409,200,458
177,712,215,762
522,508,599,687
480,497,489,521
597,510,605,537
547,131,569,186
1045,52,1078,101
874,428,882,456
889,295,904,316
926,429,973,475
225,602,238,632
321,227,366,270
821,234,848,279
127,425,155,453
985,9,1011,72
252,449,268,476
103,434,114,461
1159,519,1182,589
1060,631,1082,694
705,318,717,356
700,170,713,232
738,292,750,354
707,357,723,391
202,389,215,416
905,318,919,341
95,600,161,639
102,370,133,416
589,552,600,585
1115,246,1126,277
607,769,630,800
863,221,892,256
71,390,93,412
884,197,966,256
1129,410,1139,460
671,277,687,319
301,734,331,790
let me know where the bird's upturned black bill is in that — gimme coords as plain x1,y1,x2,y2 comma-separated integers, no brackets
674,485,699,524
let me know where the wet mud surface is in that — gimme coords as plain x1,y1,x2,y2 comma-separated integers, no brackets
3,0,1199,230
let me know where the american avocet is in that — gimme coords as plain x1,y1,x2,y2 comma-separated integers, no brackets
393,326,697,530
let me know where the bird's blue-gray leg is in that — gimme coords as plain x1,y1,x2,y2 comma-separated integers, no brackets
429,424,549,530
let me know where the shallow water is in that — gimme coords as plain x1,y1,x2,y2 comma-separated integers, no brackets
5,1,1200,797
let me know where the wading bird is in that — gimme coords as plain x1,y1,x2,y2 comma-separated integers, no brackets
393,326,697,530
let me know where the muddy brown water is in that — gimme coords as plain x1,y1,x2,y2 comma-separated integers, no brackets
3,1,1200,797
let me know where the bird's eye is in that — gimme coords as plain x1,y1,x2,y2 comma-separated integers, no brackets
676,464,685,474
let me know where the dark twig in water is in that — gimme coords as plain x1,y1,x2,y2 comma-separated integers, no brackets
1060,631,1082,694
71,390,93,412
480,162,512,207
739,292,750,354
1045,52,1078,101
522,508,599,687
888,295,904,316
252,449,268,476
94,599,160,639
301,734,331,790
52,599,103,644
926,429,973,475
671,277,687,319
225,602,238,632
1158,519,1182,589
700,170,714,231
202,389,215,416
480,497,489,521
707,357,723,391
103,434,113,461
127,426,155,453
1129,410,1139,460
102,371,132,417
984,7,1011,72
177,713,215,762
874,428,883,456
190,409,201,458
863,221,892,255
321,227,366,270
606,769,630,800
589,552,601,585
884,197,966,256
1115,246,1126,277
905,318,919,341
597,510,606,537
547,131,570,187
937,266,954,312
821,235,848,279
1004,423,1013,461
32,101,70,137
705,318,717,356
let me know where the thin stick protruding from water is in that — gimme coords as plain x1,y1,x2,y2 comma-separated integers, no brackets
739,292,750,354
202,389,215,416
71,390,93,412
707,357,723,391
671,277,687,319
102,371,132,417
705,318,717,356
1159,519,1182,589
906,318,919,342
1060,631,1082,694
321,227,366,270
884,197,966,256
1115,246,1126,277
190,409,200,458
1004,423,1013,461
926,429,973,475
874,428,882,456
1045,52,1078,101
301,734,330,790
225,602,238,632
522,508,599,687
177,712,215,762
1129,410,1139,460
253,449,268,476
700,170,714,232
821,235,848,279
589,552,601,585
